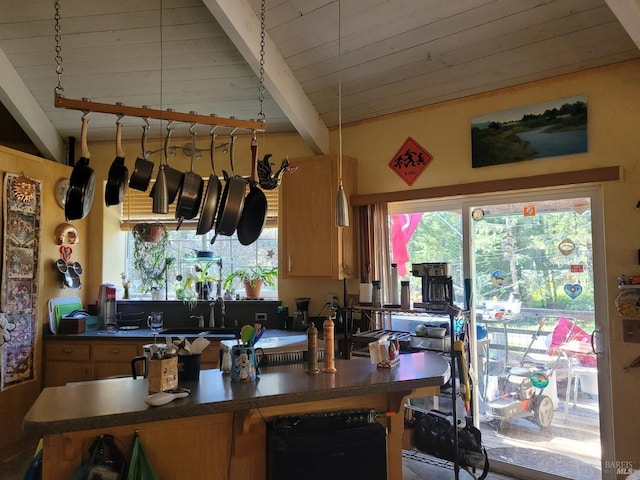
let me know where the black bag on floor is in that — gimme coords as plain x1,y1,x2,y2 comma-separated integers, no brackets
70,434,126,480
411,410,489,480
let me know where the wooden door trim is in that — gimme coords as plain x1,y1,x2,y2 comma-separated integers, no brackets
351,166,621,206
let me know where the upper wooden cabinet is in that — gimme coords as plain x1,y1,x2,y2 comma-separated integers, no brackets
280,154,357,279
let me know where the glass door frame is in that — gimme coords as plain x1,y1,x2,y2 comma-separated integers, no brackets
460,185,613,479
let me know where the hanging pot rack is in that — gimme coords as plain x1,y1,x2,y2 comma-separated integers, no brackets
54,94,266,133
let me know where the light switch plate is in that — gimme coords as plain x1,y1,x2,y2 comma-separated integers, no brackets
623,319,640,343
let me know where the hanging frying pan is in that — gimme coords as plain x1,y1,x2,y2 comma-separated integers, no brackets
105,115,129,206
196,128,222,235
65,114,96,221
211,133,246,243
150,120,183,205
174,123,204,230
128,119,154,191
237,135,268,246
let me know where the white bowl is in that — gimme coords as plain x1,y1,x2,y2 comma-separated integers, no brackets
425,327,447,338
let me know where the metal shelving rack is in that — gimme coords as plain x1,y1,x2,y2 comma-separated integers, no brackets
346,276,471,480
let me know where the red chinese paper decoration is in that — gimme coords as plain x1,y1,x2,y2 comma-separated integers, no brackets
388,136,433,186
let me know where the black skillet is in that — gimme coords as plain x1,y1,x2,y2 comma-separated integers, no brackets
105,118,129,206
128,121,154,191
196,129,222,235
236,135,268,245
65,115,96,221
211,134,246,243
150,123,183,205
174,125,204,230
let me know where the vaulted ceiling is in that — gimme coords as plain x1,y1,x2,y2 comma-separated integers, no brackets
0,0,639,162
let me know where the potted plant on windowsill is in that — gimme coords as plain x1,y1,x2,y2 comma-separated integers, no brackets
192,260,218,300
132,224,171,297
223,265,277,299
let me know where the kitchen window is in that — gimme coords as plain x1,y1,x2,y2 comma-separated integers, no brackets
120,182,278,300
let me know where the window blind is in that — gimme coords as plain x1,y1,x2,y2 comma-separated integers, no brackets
120,179,279,230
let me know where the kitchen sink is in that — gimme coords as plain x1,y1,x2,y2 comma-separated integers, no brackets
159,327,240,338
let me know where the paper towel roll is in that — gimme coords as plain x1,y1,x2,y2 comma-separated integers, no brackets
359,283,373,303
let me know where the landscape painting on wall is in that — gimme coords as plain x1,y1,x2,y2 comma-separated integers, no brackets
471,95,588,168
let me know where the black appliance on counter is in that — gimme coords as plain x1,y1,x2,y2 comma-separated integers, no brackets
267,411,387,480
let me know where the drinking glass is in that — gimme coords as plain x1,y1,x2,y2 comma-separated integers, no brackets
147,312,164,344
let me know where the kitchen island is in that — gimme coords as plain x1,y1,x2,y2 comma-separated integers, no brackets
24,351,449,480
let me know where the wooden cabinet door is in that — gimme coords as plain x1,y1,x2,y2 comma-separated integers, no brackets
281,155,336,278
92,343,139,380
281,154,358,279
44,343,91,386
44,362,91,387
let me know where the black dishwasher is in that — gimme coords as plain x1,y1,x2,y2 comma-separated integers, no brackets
267,410,387,480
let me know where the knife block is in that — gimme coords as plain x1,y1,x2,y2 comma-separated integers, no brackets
148,356,178,393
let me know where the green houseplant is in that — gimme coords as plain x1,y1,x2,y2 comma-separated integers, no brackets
223,265,277,299
192,261,218,300
132,223,171,296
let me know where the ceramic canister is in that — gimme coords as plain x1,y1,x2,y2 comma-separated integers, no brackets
230,345,264,382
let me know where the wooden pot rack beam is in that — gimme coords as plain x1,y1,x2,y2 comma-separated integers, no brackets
54,95,267,132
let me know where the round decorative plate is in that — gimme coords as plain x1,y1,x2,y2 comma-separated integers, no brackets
55,178,70,209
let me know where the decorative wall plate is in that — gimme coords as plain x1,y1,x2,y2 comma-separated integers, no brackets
55,178,70,209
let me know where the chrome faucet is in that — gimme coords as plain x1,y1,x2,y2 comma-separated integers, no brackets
209,297,226,328
191,315,204,329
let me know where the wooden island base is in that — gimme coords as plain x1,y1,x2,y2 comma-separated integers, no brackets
42,388,437,480
25,354,449,480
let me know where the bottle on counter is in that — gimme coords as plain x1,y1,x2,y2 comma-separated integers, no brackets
221,350,232,373
322,317,336,373
306,322,320,375
390,263,399,306
372,280,382,308
401,281,411,310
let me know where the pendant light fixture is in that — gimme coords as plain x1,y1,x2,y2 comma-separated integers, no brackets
335,0,350,228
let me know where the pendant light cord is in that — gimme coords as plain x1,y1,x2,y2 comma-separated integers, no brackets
338,0,343,183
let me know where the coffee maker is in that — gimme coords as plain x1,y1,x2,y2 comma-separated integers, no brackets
97,283,117,329
293,297,310,330
411,263,452,311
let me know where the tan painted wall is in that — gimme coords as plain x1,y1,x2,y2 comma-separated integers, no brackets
0,146,90,448
335,59,640,468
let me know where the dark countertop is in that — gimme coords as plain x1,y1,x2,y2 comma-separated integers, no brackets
23,351,450,436
44,327,299,342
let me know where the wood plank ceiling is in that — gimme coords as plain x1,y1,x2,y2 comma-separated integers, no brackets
0,0,639,162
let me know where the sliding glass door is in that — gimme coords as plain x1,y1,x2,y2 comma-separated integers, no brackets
389,186,612,480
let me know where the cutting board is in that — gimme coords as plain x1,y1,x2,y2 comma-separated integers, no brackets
47,296,82,334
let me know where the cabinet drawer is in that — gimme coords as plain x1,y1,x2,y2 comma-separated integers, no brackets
93,343,138,362
45,343,90,362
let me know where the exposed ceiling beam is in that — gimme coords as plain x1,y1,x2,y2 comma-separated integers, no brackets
0,47,66,163
606,0,640,49
202,0,329,155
